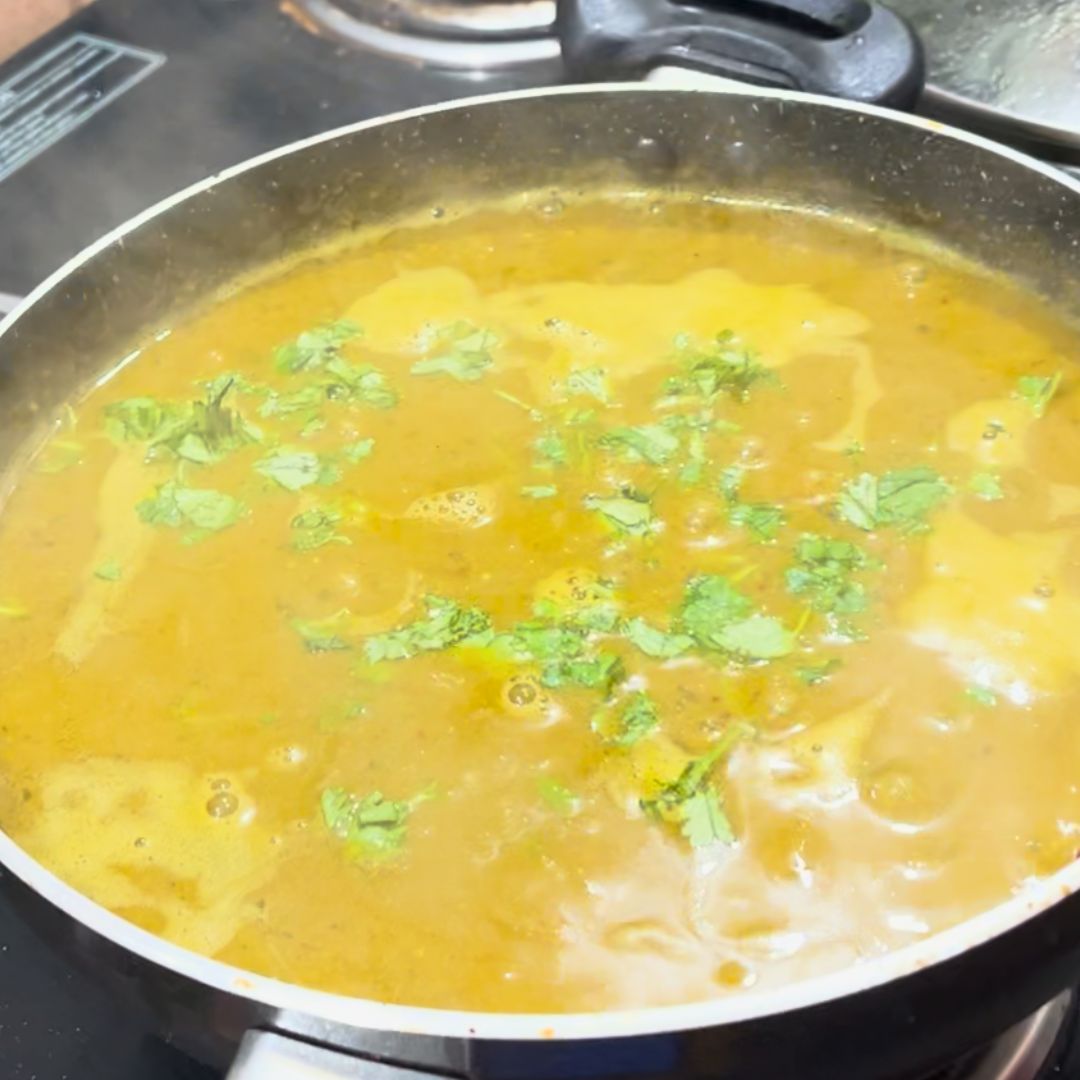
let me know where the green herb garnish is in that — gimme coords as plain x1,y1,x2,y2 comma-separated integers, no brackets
620,616,694,659
537,777,580,817
663,331,772,403
729,502,785,542
676,574,793,660
1015,371,1062,417
36,438,84,474
598,423,680,466
592,691,659,747
565,367,610,404
968,472,1004,502
539,651,625,696
836,466,951,533
255,449,340,492
323,358,398,410
342,438,375,463
137,481,244,538
966,684,998,707
274,320,361,374
521,484,558,499
93,560,122,582
640,727,748,848
320,784,430,858
411,323,495,382
534,429,568,467
785,534,872,615
105,377,262,464
292,611,353,653
796,658,842,685
583,491,656,536
290,507,350,552
364,595,493,663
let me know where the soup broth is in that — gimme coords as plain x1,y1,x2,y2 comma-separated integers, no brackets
2,199,1080,1012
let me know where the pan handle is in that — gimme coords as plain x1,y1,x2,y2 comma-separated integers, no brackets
226,1029,445,1080
556,0,925,109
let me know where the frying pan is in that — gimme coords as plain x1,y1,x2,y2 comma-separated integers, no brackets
4,23,1080,1080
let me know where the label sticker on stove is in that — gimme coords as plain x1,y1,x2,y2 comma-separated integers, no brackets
0,33,165,183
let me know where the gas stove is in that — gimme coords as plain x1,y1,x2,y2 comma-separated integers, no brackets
1,2,1080,1078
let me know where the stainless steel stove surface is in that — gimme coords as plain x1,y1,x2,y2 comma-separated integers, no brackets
1,2,1080,1078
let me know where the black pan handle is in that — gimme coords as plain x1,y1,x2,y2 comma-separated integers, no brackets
556,0,925,110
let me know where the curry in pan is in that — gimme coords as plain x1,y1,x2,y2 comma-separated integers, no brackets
1,199,1079,1012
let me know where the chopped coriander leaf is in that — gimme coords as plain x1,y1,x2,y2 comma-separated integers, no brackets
365,595,493,663
255,449,340,492
676,575,794,660
342,438,375,463
537,777,580,817
318,701,368,733
664,331,772,403
540,652,625,696
36,438,84,474
491,621,587,664
729,502,785,542
712,615,794,660
0,602,28,619
274,320,361,374
836,466,950,533
299,416,327,439
137,481,244,535
493,389,543,422
785,534,873,615
259,385,325,420
677,423,714,486
292,611,353,653
565,367,610,404
104,397,183,443
533,429,568,467
592,691,659,746
620,616,693,659
640,728,747,847
564,408,597,427
290,507,350,552
968,472,1004,501
677,574,750,638
490,619,624,695
796,658,842,685
521,484,558,499
718,464,744,504
105,378,262,465
966,685,998,707
836,473,877,531
323,358,398,410
411,322,495,382
532,597,619,634
583,491,656,536
320,784,430,858
598,423,680,466
1015,371,1062,417
678,789,734,848
93,559,122,582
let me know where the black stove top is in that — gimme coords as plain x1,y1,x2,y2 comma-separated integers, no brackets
1,2,1079,1078
0,0,562,300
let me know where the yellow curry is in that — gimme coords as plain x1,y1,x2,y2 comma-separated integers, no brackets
1,198,1080,1013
